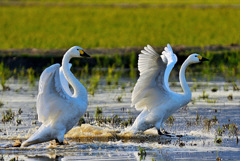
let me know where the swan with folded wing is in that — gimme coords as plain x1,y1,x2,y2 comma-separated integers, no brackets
129,44,208,136
21,46,90,147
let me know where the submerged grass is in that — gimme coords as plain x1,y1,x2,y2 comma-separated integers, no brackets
0,5,240,49
0,62,11,90
2,109,15,123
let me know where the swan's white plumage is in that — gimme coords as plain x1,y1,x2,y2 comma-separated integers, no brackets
59,63,72,96
129,44,207,134
37,64,71,124
21,46,89,147
131,44,177,111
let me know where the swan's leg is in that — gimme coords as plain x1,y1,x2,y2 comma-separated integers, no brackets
55,139,64,145
55,129,66,145
161,123,182,137
156,121,170,136
157,123,172,137
157,129,164,135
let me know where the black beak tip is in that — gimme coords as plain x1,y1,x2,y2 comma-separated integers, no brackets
83,52,90,57
201,57,209,62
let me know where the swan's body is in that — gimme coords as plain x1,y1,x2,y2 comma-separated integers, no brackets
129,44,208,134
21,46,90,147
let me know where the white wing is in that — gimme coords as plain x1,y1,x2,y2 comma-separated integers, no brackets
131,44,177,111
59,63,73,96
37,64,71,124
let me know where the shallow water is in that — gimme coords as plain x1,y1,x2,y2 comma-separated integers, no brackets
0,78,239,160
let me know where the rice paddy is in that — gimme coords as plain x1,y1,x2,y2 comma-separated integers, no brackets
0,2,240,49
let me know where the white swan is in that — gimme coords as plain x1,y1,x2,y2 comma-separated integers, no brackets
21,46,90,147
129,44,208,135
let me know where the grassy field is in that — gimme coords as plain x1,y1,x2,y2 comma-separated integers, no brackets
2,0,240,5
0,1,240,49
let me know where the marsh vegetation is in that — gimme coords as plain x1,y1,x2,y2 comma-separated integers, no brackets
0,51,239,160
0,0,240,160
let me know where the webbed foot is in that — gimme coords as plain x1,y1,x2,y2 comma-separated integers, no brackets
157,129,182,137
55,139,64,145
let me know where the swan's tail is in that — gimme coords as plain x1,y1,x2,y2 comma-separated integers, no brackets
21,125,52,147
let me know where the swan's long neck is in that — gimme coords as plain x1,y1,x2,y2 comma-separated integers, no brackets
62,53,87,100
179,59,192,99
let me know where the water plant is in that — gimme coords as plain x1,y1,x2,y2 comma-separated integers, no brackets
216,126,224,136
228,123,239,138
199,90,208,100
2,108,15,123
95,106,103,124
81,64,89,79
18,108,23,115
166,115,175,127
106,65,115,85
0,101,3,108
0,62,11,90
227,94,233,101
88,74,100,96
224,82,229,91
206,99,216,104
195,111,201,125
203,116,218,132
27,67,36,87
116,95,123,103
214,137,223,145
191,78,199,92
17,66,26,82
138,145,146,160
232,81,239,91
78,117,86,126
129,52,137,80
16,117,22,126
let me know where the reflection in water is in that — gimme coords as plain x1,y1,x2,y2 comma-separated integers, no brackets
1,150,174,161
25,154,63,161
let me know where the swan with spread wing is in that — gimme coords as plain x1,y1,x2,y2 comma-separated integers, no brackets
21,46,90,147
129,44,208,135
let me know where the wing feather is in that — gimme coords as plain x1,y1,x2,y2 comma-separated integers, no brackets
37,64,71,124
131,44,178,111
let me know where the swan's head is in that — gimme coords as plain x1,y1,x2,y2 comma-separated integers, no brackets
68,46,90,58
188,54,209,64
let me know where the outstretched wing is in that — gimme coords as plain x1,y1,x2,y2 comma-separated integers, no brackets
131,44,177,111
59,63,73,96
37,64,71,124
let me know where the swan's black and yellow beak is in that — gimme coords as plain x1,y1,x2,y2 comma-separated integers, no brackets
79,49,90,57
200,57,209,62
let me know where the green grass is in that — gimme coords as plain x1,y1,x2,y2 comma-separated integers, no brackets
0,5,239,49
2,0,240,5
